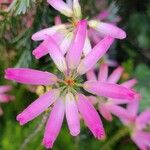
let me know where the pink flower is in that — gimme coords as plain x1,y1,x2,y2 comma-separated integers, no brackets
5,20,136,149
88,20,126,40
31,0,126,59
89,2,123,45
119,98,150,150
86,63,138,122
0,85,14,115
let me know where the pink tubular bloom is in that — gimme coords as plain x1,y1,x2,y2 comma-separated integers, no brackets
43,99,65,149
120,79,137,89
33,35,68,72
83,35,92,56
99,103,131,122
60,32,74,55
131,131,150,150
32,32,64,59
86,69,97,81
47,0,73,17
66,19,87,70
98,104,113,121
98,63,108,82
126,98,140,118
32,24,66,41
0,94,13,102
88,28,102,44
76,94,105,139
115,95,150,150
0,85,12,93
32,37,50,59
54,16,62,25
46,36,67,72
83,81,136,100
5,68,58,85
65,92,80,136
17,89,60,125
136,109,150,130
77,36,114,75
88,20,126,39
107,104,130,120
107,66,124,83
97,10,109,20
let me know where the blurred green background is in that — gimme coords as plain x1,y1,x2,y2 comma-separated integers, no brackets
0,0,150,149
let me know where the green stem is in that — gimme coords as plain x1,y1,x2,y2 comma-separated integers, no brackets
101,127,129,150
74,136,80,150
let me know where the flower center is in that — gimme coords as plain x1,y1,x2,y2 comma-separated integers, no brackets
72,21,78,27
64,78,75,87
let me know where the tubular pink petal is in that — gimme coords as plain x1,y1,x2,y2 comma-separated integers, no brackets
66,20,87,70
86,69,97,81
32,43,48,59
97,10,109,20
65,92,80,136
32,32,64,59
98,63,108,82
105,59,118,67
108,105,130,120
120,79,137,89
127,99,140,118
83,35,92,56
99,104,113,121
60,32,74,55
32,25,66,41
77,36,114,75
43,99,65,149
110,98,131,105
5,68,57,85
0,94,13,103
88,20,126,39
54,16,62,25
131,131,149,150
0,85,12,93
136,109,150,129
89,28,102,44
16,89,60,125
76,94,105,139
83,81,136,100
46,36,67,72
88,96,98,105
47,0,73,17
138,131,150,147
107,66,124,83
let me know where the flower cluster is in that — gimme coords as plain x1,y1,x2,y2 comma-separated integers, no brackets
86,64,150,150
86,64,138,122
119,97,150,150
5,19,136,148
4,0,150,150
32,0,126,59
